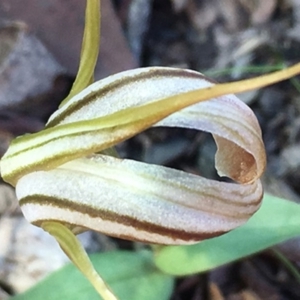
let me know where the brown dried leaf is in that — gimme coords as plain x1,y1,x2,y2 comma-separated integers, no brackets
209,282,225,300
0,0,137,79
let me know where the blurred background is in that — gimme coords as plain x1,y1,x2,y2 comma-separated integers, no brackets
0,0,300,299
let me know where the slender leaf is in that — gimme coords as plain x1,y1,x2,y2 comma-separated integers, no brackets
12,251,174,300
154,194,300,275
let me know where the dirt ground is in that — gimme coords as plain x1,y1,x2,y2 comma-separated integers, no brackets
0,0,300,299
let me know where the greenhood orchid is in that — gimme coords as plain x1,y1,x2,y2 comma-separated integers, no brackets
2,0,300,299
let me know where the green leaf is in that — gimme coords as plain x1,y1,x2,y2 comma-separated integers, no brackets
154,194,300,275
12,250,174,300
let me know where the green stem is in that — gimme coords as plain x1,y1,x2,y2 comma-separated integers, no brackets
272,249,300,283
204,64,285,77
59,0,100,108
41,221,118,300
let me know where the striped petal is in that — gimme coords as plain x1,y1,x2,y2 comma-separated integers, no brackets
47,67,265,183
0,67,265,185
16,155,262,245
0,67,267,244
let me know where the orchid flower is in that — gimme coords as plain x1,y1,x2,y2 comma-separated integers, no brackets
2,0,300,299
